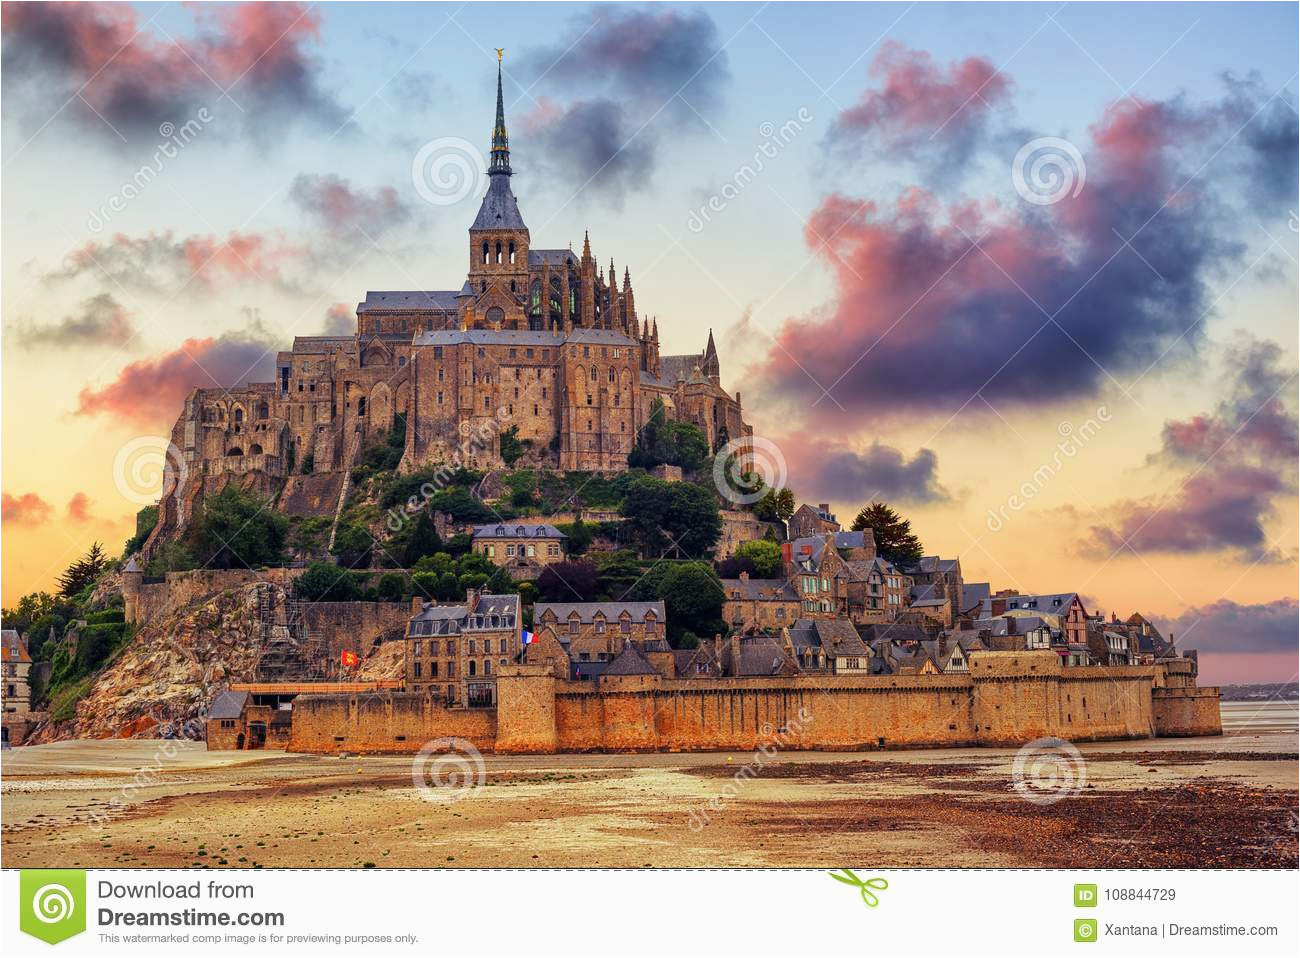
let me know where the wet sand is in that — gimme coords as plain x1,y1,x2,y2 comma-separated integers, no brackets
3,703,1295,868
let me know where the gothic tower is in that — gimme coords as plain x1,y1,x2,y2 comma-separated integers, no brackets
466,52,530,328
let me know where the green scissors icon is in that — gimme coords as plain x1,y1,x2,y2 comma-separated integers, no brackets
828,869,889,907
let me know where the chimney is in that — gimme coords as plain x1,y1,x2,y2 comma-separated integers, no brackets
466,588,480,613
712,632,723,665
411,596,425,615
1004,614,1017,635
729,631,742,677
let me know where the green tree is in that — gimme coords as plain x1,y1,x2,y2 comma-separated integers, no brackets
753,486,795,524
331,520,375,569
628,398,710,474
851,501,924,567
535,560,600,602
294,561,365,602
186,486,288,569
561,516,593,556
400,510,443,568
499,425,526,468
376,571,408,602
629,561,724,646
620,478,721,558
57,542,110,597
122,506,159,556
734,539,781,577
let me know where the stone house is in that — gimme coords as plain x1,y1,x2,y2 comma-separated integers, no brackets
530,601,669,674
1,630,31,714
905,556,964,619
406,592,521,706
720,572,801,630
844,556,911,623
788,503,840,540
472,522,566,577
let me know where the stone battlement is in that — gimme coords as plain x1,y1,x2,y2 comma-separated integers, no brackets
286,651,1222,754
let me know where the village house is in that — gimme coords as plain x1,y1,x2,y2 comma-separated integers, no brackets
406,592,521,706
720,571,801,630
472,522,566,577
529,600,670,678
787,502,840,539
905,556,964,623
846,556,911,624
1,630,31,714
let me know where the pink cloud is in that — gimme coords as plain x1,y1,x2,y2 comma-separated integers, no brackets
2,493,54,525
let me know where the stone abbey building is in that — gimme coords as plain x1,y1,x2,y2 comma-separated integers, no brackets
150,61,750,543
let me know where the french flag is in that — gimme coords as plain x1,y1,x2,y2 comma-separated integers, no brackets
521,629,536,645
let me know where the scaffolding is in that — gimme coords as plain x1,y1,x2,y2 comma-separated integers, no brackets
252,584,331,682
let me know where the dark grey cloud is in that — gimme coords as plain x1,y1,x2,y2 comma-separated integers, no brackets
514,6,728,201
1082,336,1297,562
778,435,950,505
12,293,136,349
1155,598,1299,655
1,2,344,142
754,78,1296,415
289,174,413,239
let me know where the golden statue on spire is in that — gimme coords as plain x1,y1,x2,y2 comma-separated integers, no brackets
495,47,505,62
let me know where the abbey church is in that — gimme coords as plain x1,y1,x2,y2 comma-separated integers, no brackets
152,61,751,537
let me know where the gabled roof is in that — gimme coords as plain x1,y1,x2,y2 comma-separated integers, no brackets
1,629,30,664
908,556,960,575
789,531,869,567
209,690,249,720
536,601,664,625
528,248,578,268
473,522,566,539
359,290,461,313
720,577,798,601
602,642,659,676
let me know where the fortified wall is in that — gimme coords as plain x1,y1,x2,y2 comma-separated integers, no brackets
289,651,1221,754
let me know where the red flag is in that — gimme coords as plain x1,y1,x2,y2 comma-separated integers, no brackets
341,650,359,668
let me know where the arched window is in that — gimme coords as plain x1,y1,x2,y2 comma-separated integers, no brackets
486,306,505,326
226,447,243,456
357,397,367,417
483,659,491,675
508,241,516,264
482,242,489,265
249,443,263,455
495,241,502,264
468,660,477,676
258,402,269,419
234,408,244,423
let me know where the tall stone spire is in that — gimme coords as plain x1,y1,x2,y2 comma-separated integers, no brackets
489,50,511,176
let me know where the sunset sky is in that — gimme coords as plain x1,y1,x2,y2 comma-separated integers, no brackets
2,2,1296,683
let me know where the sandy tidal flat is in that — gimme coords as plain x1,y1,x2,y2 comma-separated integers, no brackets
2,703,1296,868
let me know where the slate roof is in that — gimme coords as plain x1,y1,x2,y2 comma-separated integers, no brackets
536,601,665,625
471,175,526,230
961,581,991,611
473,522,566,540
735,636,797,676
978,592,1080,616
564,328,637,345
789,531,870,567
528,249,578,268
571,660,609,680
720,577,799,601
409,594,520,635
909,556,960,574
122,555,141,573
209,690,249,720
358,290,461,313
602,643,659,676
1,630,30,664
857,622,931,645
811,618,871,656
